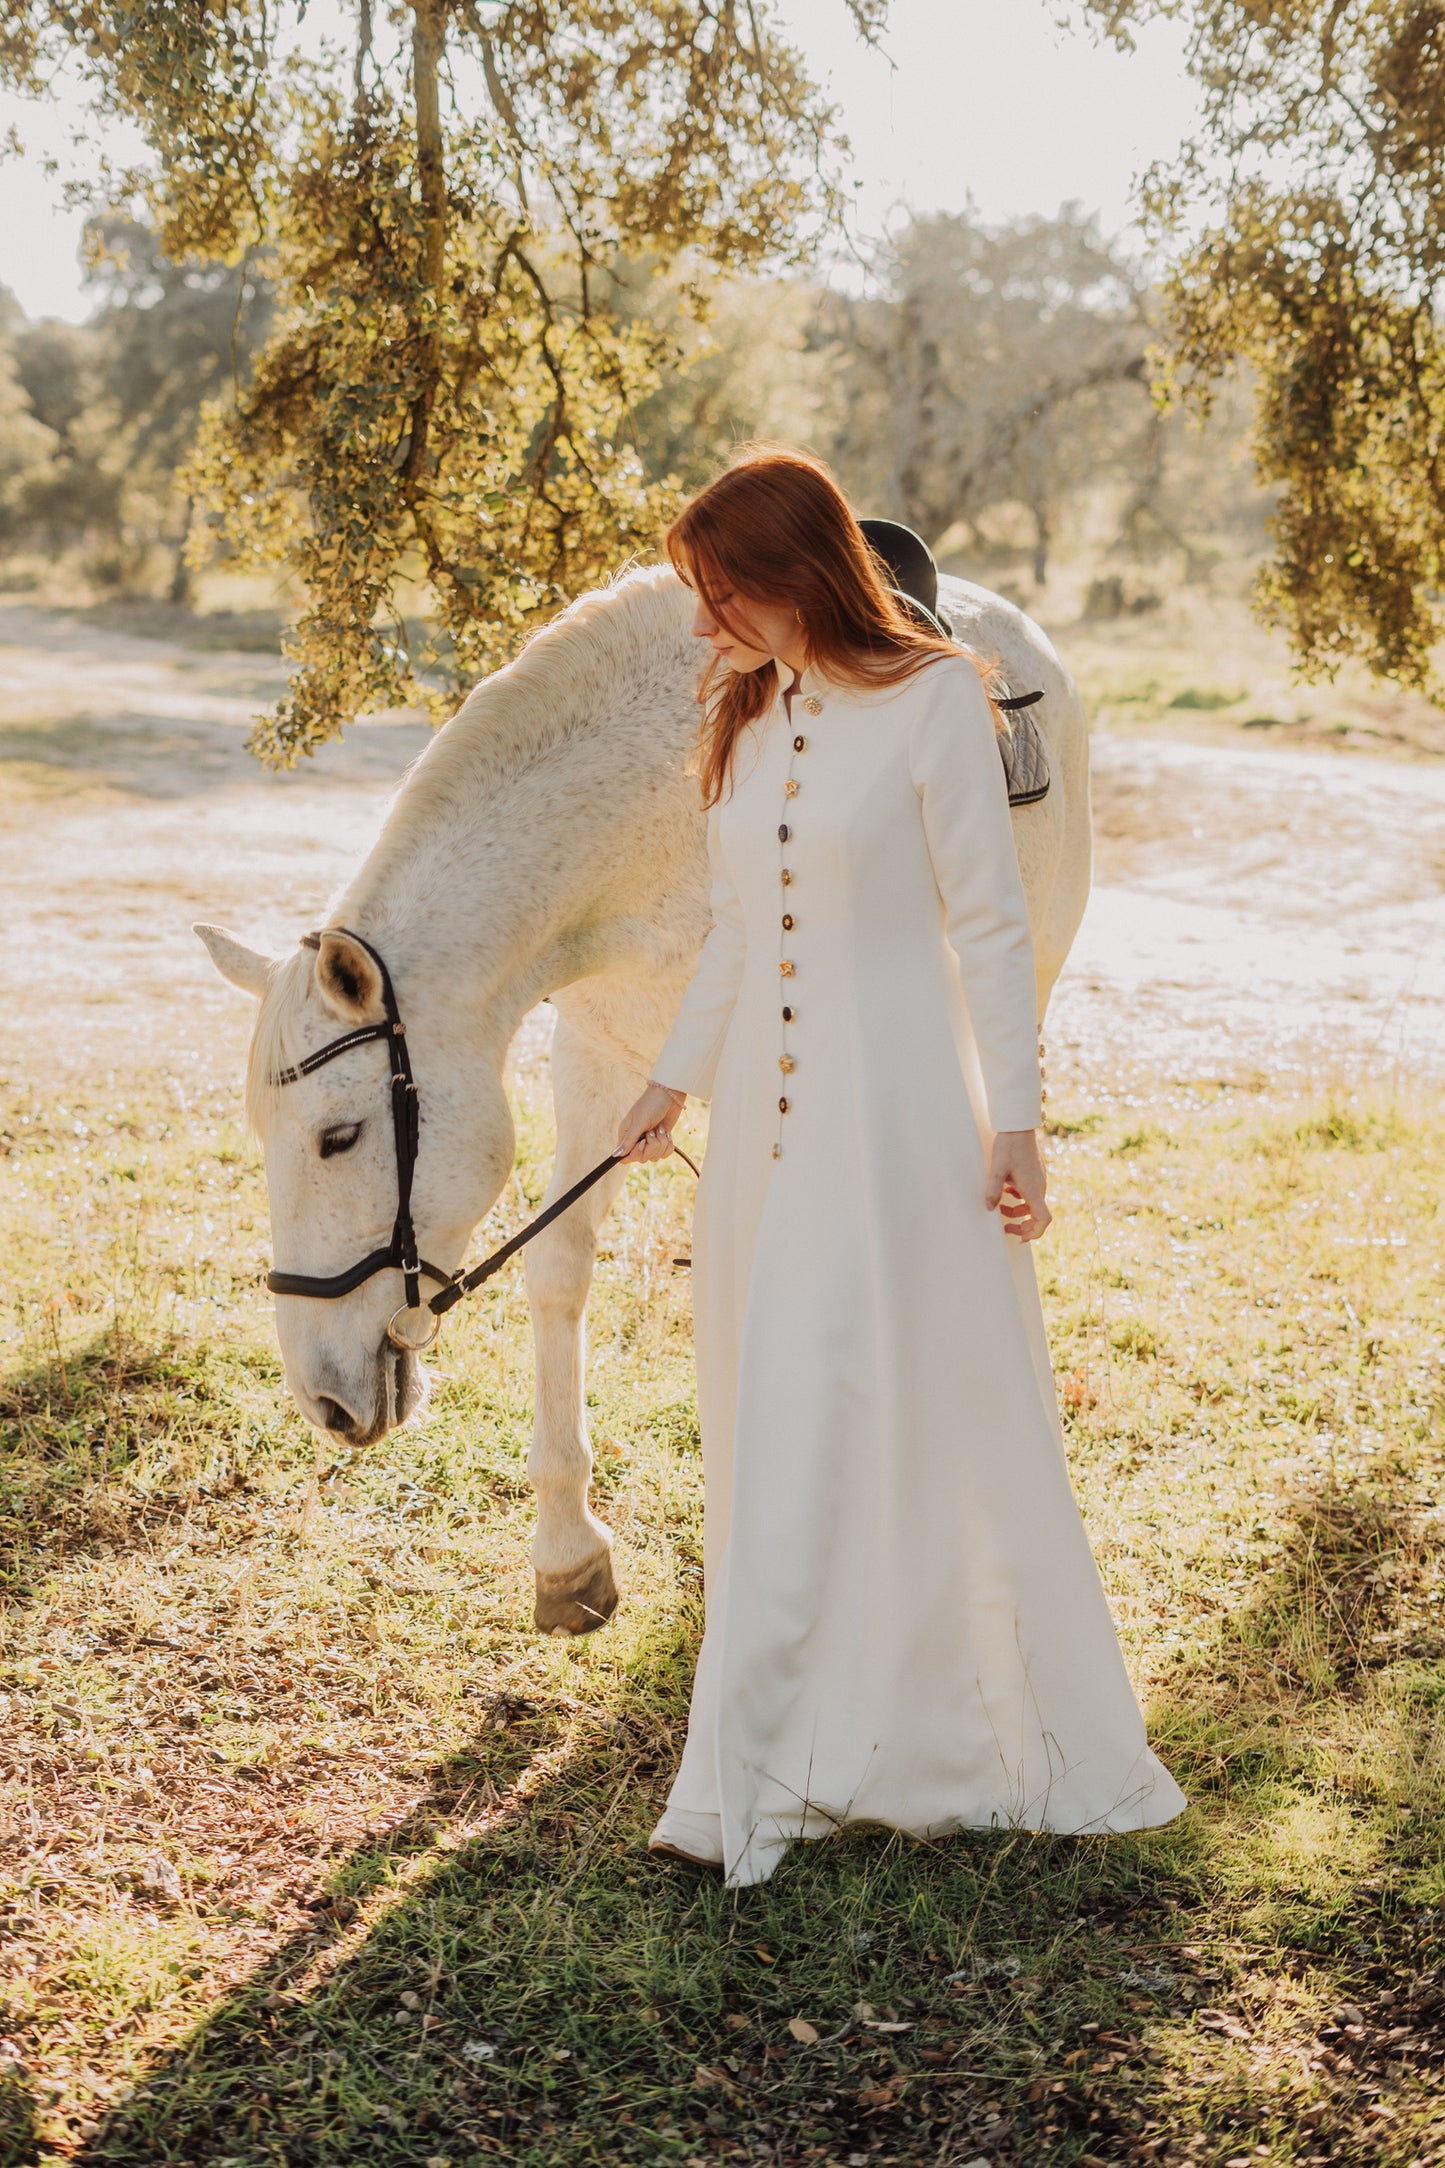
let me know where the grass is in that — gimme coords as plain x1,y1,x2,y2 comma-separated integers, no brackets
1040,577,1445,763
2,1056,1445,2168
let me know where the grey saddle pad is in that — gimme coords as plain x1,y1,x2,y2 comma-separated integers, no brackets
916,591,1051,808
992,685,1051,807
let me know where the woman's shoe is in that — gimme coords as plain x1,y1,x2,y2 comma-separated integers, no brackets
647,1806,724,1871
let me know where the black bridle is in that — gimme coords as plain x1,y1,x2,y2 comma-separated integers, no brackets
266,928,697,1352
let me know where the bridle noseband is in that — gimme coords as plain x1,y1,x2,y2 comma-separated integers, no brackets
266,928,697,1353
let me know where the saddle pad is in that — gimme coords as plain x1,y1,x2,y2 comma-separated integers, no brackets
931,599,1052,807
995,689,1051,807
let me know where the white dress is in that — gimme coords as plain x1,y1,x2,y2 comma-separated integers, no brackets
651,651,1186,1887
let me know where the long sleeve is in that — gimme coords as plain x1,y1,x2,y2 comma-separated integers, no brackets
651,800,747,1100
908,658,1043,1133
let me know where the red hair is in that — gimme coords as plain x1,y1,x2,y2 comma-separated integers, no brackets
665,444,1000,808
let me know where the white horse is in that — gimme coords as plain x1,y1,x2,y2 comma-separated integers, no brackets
197,564,1091,1634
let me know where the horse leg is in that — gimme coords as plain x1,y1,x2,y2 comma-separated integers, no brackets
522,1012,636,1634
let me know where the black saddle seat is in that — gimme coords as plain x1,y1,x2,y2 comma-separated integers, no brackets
858,517,1051,807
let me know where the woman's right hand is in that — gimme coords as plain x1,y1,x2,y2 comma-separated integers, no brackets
615,1082,687,1162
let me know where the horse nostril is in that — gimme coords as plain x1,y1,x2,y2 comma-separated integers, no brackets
317,1396,357,1438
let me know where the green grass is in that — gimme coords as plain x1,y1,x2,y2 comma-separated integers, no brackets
2,1062,1444,2166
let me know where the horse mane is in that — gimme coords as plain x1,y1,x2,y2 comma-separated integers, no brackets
243,563,695,1130
348,562,693,911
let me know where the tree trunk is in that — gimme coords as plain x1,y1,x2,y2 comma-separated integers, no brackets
1031,504,1051,588
406,0,448,483
169,498,195,608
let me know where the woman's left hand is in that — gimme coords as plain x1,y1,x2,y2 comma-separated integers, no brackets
986,1128,1051,1241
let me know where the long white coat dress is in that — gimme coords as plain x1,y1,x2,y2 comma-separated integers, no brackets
649,649,1186,1888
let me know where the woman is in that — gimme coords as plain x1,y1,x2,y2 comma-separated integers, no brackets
615,447,1185,1886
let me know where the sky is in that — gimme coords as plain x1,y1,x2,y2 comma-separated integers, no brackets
0,0,1202,324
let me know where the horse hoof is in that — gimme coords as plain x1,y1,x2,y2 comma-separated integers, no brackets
534,1550,619,1635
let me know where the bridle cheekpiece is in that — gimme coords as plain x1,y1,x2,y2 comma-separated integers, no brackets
266,927,698,1354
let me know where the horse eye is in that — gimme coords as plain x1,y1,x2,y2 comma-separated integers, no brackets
319,1122,362,1160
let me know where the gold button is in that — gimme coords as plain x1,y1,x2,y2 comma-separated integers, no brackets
784,777,799,797
772,1141,781,1158
780,868,792,886
781,912,794,929
778,1095,790,1112
779,959,795,977
803,696,822,715
779,1055,795,1073
793,734,807,752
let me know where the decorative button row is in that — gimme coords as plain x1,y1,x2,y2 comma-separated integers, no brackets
775,696,817,1155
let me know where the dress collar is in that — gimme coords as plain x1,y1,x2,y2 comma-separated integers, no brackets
777,659,830,711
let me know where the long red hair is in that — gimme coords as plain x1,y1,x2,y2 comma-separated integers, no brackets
665,444,999,808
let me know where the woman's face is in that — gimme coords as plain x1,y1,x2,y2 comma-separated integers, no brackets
682,567,799,674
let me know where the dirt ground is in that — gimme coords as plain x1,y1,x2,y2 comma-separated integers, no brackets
2,596,1443,1101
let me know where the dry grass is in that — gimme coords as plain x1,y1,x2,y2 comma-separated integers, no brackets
1034,577,1445,764
3,1051,1445,2167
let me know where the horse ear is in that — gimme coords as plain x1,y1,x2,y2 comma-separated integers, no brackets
314,929,386,1023
194,924,276,1000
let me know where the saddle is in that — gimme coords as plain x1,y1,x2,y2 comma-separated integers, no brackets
860,518,1051,808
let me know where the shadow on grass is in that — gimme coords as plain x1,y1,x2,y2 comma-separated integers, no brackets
0,711,434,800
11,1588,1439,2168
9,1342,1443,2168
1162,1457,1445,1802
0,1326,292,1601
68,1658,1219,2168
0,2076,38,2168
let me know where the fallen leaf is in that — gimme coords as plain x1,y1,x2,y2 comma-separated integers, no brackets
138,1855,183,1906
1062,1369,1096,1410
755,1944,775,1963
787,2017,819,2045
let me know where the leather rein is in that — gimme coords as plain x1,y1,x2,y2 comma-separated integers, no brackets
266,929,699,1354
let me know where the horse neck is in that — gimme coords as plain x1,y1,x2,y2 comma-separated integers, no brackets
331,662,696,1063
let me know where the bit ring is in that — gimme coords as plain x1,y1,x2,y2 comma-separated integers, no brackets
387,1303,442,1353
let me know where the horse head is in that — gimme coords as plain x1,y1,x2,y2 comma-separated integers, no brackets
195,921,515,1447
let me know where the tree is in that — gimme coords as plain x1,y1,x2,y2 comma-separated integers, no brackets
84,215,274,601
2,1,869,759
0,292,58,550
817,207,1152,583
0,220,271,590
1076,0,1445,696
622,258,832,492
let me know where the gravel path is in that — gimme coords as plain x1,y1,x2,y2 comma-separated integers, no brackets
3,601,1441,1099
